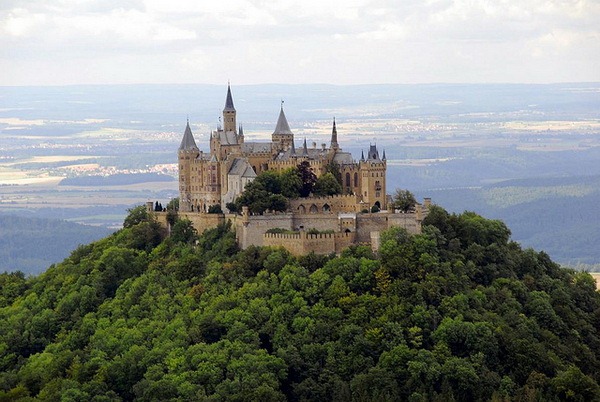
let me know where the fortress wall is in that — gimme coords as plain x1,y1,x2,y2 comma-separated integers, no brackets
355,212,423,243
152,211,169,228
289,194,361,214
334,232,356,253
388,213,422,234
240,214,294,248
263,233,305,254
263,232,354,255
301,233,336,255
178,212,226,234
355,214,390,243
292,214,341,232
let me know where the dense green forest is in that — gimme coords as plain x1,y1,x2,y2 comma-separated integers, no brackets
0,215,113,274
0,206,599,401
420,174,600,266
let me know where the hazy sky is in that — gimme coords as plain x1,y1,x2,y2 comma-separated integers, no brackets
1,0,599,86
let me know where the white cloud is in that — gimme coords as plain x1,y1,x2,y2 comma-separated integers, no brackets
0,0,598,84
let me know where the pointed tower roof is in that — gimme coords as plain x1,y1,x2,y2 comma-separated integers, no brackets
223,83,235,112
361,150,365,161
382,149,386,160
290,139,296,155
239,124,244,136
302,138,309,156
273,105,294,135
179,120,198,151
330,117,339,150
368,144,381,160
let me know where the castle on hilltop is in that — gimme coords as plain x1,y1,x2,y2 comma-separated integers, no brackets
151,85,430,255
178,84,387,213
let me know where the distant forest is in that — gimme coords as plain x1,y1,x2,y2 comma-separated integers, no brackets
0,215,113,274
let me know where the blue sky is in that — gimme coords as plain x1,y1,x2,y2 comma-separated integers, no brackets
1,0,599,85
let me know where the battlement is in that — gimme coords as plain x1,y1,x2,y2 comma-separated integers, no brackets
263,230,355,255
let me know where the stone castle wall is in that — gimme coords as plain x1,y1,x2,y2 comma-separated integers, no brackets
149,200,429,255
289,194,361,214
263,232,355,255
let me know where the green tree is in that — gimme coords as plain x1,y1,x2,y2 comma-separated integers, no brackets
268,194,288,212
280,167,302,199
324,161,343,187
207,204,223,214
170,219,197,244
297,161,317,197
392,189,417,212
123,205,149,228
313,173,342,197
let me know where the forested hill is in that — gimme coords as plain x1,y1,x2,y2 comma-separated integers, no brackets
1,207,599,401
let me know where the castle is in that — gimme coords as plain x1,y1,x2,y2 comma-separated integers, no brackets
178,84,387,213
152,85,430,255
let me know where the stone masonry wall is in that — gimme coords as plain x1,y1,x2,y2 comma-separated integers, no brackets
263,232,355,255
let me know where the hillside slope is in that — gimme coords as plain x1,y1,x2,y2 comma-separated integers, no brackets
0,207,598,401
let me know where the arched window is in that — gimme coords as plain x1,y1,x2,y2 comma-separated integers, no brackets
309,204,318,213
298,205,306,214
345,172,351,187
323,204,331,212
354,172,358,187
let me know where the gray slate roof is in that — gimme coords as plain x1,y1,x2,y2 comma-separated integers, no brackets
333,152,354,164
275,146,331,161
241,142,272,154
368,144,381,161
228,158,257,178
223,84,235,112
273,107,294,135
179,121,199,151
218,130,238,145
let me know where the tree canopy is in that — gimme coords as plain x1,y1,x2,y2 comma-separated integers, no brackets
392,188,417,212
0,206,599,401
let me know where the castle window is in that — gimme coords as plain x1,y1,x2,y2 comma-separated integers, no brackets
323,204,331,212
309,204,318,213
345,173,351,187
354,172,358,187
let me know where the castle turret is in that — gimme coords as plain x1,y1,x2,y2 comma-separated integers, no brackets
359,143,387,210
223,83,236,133
178,120,200,212
272,103,294,152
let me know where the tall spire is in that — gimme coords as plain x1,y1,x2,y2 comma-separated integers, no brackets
273,104,293,135
361,150,365,161
223,83,235,112
222,83,236,132
302,138,309,156
290,139,296,155
330,117,339,150
239,124,244,136
179,119,198,151
382,149,386,160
